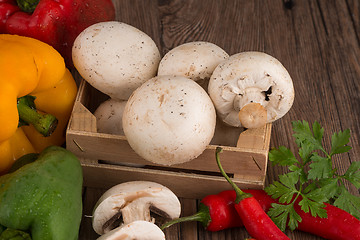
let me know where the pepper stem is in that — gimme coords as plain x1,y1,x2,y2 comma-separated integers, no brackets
215,147,252,204
17,95,58,137
16,0,40,13
161,203,211,230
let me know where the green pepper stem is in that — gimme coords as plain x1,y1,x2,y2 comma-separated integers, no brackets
161,203,211,230
17,95,58,137
215,147,252,204
16,0,40,13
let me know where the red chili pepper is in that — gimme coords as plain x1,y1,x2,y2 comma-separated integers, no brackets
215,147,290,240
160,190,243,231
162,187,360,239
295,200,360,240
160,188,275,232
0,0,115,66
218,189,276,214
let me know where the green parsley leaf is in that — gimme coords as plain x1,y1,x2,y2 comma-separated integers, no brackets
301,187,328,218
265,180,297,203
305,187,328,203
333,186,360,219
269,146,298,166
268,203,301,231
303,182,317,194
292,120,324,152
279,172,298,189
308,153,333,180
267,203,289,231
312,121,324,143
298,142,316,165
330,129,351,156
288,165,307,183
318,178,339,199
287,206,302,231
299,195,327,218
344,161,360,188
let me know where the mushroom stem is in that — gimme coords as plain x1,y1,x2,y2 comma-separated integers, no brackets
121,202,152,224
238,103,267,129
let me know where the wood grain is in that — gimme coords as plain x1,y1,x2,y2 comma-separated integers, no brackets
78,0,360,239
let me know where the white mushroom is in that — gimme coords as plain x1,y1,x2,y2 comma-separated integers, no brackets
92,181,181,235
97,221,165,240
157,41,229,88
94,99,127,135
208,51,294,128
72,21,161,100
122,75,216,165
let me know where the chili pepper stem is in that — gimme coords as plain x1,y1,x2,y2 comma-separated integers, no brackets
215,147,252,204
17,95,58,137
161,203,211,230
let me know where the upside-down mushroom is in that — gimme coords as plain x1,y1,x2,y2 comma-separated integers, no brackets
208,51,294,128
92,181,181,235
96,221,165,240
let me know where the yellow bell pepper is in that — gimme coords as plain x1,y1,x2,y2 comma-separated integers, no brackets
0,34,77,175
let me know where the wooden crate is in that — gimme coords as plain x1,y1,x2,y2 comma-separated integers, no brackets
66,80,272,199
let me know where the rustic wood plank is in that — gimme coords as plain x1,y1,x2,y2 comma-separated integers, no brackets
308,0,360,196
346,0,360,40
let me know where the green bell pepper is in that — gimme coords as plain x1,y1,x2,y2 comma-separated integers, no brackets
0,146,83,240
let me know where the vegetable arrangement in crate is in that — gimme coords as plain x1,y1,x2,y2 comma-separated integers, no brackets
67,21,294,198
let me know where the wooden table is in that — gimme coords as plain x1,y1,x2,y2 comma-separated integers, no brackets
79,0,360,239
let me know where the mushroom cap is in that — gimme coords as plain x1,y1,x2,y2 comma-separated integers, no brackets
96,221,165,240
72,21,161,100
122,75,216,165
94,99,127,135
92,181,180,235
157,41,229,82
208,51,294,127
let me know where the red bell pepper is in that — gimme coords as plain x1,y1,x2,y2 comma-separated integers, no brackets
0,0,115,66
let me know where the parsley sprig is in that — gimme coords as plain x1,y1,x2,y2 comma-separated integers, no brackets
265,120,360,231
